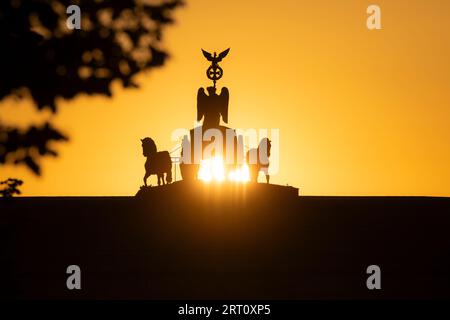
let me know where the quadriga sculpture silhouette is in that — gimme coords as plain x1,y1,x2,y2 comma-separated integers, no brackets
246,138,272,184
141,137,172,186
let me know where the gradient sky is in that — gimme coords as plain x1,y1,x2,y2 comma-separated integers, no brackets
1,0,450,196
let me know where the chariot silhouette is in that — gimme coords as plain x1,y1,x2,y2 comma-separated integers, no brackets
142,48,271,185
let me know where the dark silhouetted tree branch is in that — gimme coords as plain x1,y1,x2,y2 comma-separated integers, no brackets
0,122,68,175
0,0,183,176
0,178,23,197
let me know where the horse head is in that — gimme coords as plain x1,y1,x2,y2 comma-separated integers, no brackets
259,138,272,158
141,137,157,157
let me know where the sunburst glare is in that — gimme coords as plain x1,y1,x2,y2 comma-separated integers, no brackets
197,156,250,183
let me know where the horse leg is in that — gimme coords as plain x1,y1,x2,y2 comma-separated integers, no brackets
157,174,161,186
262,167,270,184
143,172,150,186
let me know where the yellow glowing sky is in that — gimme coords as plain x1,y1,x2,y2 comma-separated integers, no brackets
1,0,450,196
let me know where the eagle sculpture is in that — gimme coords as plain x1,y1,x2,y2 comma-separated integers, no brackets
201,48,230,65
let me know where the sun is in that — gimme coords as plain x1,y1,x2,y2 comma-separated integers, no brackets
198,156,225,182
228,163,250,182
198,156,250,183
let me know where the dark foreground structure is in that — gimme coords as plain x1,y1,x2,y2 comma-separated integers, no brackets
1,182,449,299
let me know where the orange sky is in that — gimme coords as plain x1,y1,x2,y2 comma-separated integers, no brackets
1,0,450,196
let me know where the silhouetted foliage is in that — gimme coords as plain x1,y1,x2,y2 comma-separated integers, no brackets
0,122,68,174
0,178,23,197
0,0,183,175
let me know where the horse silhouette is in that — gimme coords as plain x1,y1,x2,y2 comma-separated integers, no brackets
141,137,172,186
246,138,271,183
